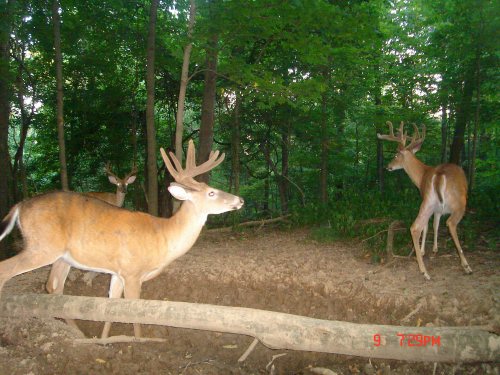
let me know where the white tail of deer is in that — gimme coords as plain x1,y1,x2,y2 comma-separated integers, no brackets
45,162,138,329
377,121,471,280
0,140,244,338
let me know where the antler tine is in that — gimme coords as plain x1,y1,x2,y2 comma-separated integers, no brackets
125,162,138,179
160,148,181,180
186,139,197,171
104,161,119,179
377,121,404,143
406,124,426,150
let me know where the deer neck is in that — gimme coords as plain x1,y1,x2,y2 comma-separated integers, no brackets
403,153,429,189
115,190,126,207
164,200,207,260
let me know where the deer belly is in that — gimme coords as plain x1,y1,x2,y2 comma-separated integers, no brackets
62,252,116,275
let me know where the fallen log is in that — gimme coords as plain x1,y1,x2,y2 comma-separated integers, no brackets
0,294,498,363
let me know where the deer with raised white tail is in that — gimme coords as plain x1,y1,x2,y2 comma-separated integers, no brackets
0,140,244,338
377,121,471,280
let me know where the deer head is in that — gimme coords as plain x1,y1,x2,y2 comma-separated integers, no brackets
377,121,426,171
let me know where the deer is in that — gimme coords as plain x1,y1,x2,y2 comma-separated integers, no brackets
377,121,472,280
0,140,244,338
84,162,138,207
45,162,138,327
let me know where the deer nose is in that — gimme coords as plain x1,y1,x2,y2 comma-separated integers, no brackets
239,197,245,205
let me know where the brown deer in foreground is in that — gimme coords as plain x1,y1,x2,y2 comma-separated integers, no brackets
377,121,472,280
0,140,244,338
45,162,138,328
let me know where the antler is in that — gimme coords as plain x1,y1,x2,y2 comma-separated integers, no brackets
124,163,138,180
104,162,119,179
160,140,225,186
377,121,406,142
405,124,426,150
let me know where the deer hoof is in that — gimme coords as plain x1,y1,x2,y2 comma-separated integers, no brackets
464,265,473,274
423,272,431,281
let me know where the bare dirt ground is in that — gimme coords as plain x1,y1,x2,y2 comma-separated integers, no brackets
0,228,498,375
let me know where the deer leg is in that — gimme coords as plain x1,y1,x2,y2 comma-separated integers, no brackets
421,223,428,256
101,274,124,339
447,211,472,274
45,259,81,331
432,213,442,254
123,278,143,338
0,250,62,295
410,203,433,280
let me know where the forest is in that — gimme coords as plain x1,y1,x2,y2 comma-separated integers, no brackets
0,0,498,259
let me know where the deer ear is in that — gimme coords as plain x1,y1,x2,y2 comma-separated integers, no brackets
126,175,137,184
168,183,190,201
108,175,118,184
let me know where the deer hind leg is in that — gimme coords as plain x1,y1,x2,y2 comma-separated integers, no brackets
421,223,429,256
101,274,124,339
410,204,434,280
0,250,62,295
447,211,472,274
123,278,143,338
45,260,81,331
432,213,442,254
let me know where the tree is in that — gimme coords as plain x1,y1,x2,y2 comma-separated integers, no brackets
145,0,159,216
52,0,69,190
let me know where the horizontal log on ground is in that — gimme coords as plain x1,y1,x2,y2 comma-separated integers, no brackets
0,294,498,363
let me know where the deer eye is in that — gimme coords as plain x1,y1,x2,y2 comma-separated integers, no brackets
208,191,215,197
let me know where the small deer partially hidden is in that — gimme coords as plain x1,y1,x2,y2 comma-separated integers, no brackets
377,121,472,280
45,162,137,330
85,162,138,207
0,140,244,338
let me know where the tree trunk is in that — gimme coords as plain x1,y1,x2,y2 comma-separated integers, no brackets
468,53,481,192
440,100,448,164
231,93,241,196
449,66,475,165
145,0,159,216
174,0,196,166
374,95,384,193
320,90,328,204
0,0,15,259
1,294,498,363
52,0,69,191
197,33,219,183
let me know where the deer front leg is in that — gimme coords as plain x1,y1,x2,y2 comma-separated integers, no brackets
421,223,428,256
101,275,124,339
123,277,143,338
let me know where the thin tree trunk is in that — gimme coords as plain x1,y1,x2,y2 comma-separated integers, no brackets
374,94,384,193
13,63,30,200
440,100,448,163
145,0,159,216
197,33,218,183
52,0,69,191
320,90,328,204
0,0,15,258
468,53,481,192
231,93,241,196
449,66,475,165
174,0,196,165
